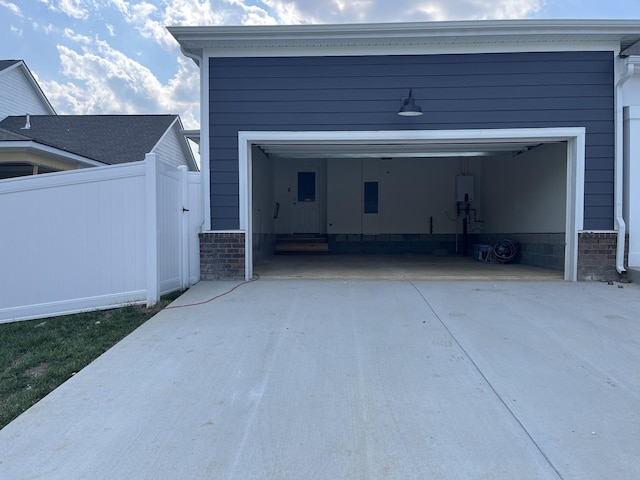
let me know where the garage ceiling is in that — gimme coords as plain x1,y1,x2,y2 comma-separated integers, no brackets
258,141,556,159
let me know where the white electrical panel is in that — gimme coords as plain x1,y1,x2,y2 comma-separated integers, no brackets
456,175,474,202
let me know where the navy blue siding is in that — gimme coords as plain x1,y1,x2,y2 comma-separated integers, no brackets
209,51,614,230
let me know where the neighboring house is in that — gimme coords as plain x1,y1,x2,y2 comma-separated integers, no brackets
0,59,56,121
0,60,202,323
0,59,197,177
0,114,198,178
170,19,640,282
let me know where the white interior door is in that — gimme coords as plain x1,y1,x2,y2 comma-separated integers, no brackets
292,169,319,233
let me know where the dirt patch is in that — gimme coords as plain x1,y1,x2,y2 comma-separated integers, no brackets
25,363,49,378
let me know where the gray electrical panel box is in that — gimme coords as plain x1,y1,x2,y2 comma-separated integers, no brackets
456,175,474,202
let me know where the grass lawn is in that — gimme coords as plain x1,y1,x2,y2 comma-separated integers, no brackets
0,292,182,430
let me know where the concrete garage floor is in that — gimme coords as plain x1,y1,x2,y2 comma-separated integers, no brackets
1,278,639,479
254,254,564,280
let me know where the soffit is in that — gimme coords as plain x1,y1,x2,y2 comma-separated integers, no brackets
169,20,640,58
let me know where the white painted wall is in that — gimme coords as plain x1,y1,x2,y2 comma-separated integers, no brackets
327,158,362,234
327,157,483,234
277,149,564,236
622,75,640,106
273,158,327,235
380,157,480,234
482,143,567,233
0,64,53,120
0,155,202,323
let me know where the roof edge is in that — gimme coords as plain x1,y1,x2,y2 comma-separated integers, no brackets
169,19,640,58
169,18,640,37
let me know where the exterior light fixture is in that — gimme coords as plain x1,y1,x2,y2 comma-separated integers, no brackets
398,89,423,116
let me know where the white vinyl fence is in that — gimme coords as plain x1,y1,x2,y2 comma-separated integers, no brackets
0,153,202,323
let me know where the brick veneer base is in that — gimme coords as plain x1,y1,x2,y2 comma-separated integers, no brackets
199,232,245,280
577,232,628,281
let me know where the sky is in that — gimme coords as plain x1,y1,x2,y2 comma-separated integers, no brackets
0,0,638,129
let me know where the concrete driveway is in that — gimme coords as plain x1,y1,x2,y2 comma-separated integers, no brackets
1,279,639,479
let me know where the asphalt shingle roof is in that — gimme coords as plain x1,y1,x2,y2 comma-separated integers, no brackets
0,127,31,141
0,115,178,164
0,60,20,72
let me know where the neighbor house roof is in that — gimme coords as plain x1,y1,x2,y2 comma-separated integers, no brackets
0,114,187,166
0,60,21,72
0,59,56,117
0,127,31,142
170,19,640,60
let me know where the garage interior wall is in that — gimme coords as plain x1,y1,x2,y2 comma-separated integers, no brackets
480,142,567,270
251,141,567,270
251,145,275,263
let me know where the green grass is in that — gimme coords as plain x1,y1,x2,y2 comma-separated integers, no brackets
0,292,183,430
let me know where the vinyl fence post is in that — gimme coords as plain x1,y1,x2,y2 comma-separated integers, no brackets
179,165,189,290
145,153,160,306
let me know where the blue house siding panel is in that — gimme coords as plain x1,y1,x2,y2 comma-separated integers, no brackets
209,51,614,230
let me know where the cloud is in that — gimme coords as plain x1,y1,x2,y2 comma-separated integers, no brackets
9,25,23,36
110,0,543,47
0,0,22,16
38,0,93,19
261,0,543,23
39,33,201,128
110,0,277,49
35,0,546,132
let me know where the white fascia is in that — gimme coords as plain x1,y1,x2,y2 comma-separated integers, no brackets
171,19,640,59
238,127,585,281
205,41,621,58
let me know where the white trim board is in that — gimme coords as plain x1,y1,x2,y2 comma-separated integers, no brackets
171,19,640,59
238,128,586,281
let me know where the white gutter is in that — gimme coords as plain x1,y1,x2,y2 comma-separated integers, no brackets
614,58,635,275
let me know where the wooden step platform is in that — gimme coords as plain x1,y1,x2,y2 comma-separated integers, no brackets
275,236,329,255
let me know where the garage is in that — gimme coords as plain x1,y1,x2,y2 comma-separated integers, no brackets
169,20,640,282
241,128,584,281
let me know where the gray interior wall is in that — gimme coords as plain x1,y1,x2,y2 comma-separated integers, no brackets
482,143,567,233
209,51,614,231
327,157,483,235
251,146,275,262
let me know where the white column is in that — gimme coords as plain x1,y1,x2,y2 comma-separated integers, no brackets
625,107,640,267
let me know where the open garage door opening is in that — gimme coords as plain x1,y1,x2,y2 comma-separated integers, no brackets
239,129,585,281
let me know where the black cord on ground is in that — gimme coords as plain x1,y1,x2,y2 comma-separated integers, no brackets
165,274,260,310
